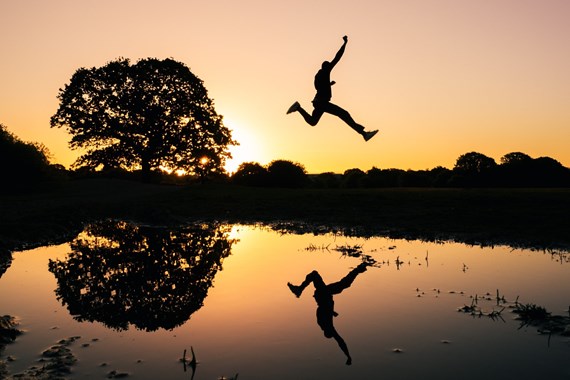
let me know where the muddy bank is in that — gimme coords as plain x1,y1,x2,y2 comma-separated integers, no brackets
1,316,89,379
1,315,21,379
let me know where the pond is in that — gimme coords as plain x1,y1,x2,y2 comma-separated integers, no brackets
1,221,569,379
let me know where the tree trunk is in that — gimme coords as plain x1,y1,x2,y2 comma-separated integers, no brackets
141,160,151,183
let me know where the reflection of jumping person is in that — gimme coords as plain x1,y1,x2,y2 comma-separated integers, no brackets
287,36,378,142
287,263,368,365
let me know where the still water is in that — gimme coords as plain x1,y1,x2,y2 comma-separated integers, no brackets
1,222,569,379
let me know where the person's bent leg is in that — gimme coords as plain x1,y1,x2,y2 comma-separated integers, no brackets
288,270,325,297
302,270,325,289
297,105,323,127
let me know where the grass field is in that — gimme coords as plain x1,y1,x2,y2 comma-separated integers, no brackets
1,178,569,253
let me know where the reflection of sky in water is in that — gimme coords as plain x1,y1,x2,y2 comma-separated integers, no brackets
1,225,569,379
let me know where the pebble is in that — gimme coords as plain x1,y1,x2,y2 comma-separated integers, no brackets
107,369,130,378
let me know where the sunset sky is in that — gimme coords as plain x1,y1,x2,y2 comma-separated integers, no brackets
1,0,569,173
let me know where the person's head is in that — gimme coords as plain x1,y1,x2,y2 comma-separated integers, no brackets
321,61,332,70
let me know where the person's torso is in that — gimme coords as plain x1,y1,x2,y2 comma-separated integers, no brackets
314,68,332,101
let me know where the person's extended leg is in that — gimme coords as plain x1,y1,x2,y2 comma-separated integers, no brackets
322,102,365,135
327,263,368,295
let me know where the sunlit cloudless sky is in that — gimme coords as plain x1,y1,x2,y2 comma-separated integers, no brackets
2,0,569,173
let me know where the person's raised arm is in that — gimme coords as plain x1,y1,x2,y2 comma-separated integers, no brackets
330,35,348,68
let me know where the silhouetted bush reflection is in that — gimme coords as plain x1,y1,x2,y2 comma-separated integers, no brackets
0,249,11,279
48,221,236,331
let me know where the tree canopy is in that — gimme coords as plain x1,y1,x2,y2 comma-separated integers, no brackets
232,160,308,188
500,152,532,165
0,124,60,190
266,160,308,188
454,152,497,174
232,161,268,186
50,58,236,178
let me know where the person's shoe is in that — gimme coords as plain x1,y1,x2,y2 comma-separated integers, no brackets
287,282,303,298
363,130,379,142
286,101,300,114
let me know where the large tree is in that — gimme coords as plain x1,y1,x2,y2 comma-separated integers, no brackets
50,58,236,177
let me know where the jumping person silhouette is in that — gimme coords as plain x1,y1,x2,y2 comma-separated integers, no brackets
287,36,378,142
287,262,369,365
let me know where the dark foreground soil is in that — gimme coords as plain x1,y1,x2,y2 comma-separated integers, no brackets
1,179,570,254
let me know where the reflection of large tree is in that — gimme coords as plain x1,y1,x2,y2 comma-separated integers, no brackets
49,221,235,331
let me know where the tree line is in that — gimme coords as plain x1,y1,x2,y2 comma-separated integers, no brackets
2,121,570,190
232,152,570,188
